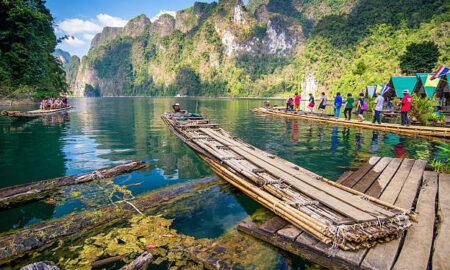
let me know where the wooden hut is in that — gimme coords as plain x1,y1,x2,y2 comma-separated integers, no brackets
436,74,449,112
415,73,441,98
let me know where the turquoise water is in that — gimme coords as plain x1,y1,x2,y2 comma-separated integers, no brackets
0,97,444,268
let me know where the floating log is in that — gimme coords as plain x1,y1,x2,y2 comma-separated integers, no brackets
0,177,215,263
121,252,153,270
252,107,449,138
161,111,414,250
0,161,147,209
1,106,73,118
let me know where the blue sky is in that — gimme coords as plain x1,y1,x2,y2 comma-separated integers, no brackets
46,0,217,57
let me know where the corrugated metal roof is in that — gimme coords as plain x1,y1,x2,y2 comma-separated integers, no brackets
391,76,417,97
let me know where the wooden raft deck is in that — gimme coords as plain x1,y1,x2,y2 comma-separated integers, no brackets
1,106,73,118
252,107,450,138
238,157,449,270
162,112,414,252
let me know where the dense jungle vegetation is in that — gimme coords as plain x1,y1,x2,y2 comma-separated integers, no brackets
0,0,66,99
73,0,449,97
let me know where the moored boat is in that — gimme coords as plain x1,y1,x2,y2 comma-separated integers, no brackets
1,106,73,118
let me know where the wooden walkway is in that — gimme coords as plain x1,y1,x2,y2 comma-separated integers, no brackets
252,107,450,138
238,157,449,269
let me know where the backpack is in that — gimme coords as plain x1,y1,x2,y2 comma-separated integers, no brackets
360,98,368,110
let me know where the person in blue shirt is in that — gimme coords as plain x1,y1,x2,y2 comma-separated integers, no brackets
334,92,343,119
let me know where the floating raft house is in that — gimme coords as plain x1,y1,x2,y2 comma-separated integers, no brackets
161,111,414,251
238,157,449,270
1,106,73,118
252,107,449,138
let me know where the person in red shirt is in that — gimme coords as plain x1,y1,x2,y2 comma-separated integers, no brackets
294,92,301,110
400,89,412,126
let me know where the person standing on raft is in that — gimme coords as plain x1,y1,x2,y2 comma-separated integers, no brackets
294,92,301,111
372,92,384,124
334,92,342,119
400,89,412,126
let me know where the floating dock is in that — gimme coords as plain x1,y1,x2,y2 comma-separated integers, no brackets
252,107,449,138
1,106,73,118
238,156,449,270
161,111,414,251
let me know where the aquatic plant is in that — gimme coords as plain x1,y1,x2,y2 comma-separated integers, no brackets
430,141,450,173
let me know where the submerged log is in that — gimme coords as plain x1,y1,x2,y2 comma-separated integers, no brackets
0,177,215,264
0,161,146,209
121,252,154,270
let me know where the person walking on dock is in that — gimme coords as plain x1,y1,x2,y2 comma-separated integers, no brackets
334,92,343,119
400,89,412,126
307,93,315,113
356,93,367,122
318,92,327,115
372,92,384,124
294,92,301,111
343,93,354,120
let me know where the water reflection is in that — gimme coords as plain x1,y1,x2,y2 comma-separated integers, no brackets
0,98,444,236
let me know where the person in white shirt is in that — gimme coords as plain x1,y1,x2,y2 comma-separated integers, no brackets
372,92,384,124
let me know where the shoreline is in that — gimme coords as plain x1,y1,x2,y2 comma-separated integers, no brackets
0,98,39,106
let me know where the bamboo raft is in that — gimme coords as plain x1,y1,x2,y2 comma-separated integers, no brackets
238,157,449,270
1,106,73,118
161,111,414,251
252,107,450,138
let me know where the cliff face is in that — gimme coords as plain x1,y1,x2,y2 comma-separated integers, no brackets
68,0,449,97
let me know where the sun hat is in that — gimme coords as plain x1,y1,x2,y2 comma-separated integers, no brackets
403,89,409,94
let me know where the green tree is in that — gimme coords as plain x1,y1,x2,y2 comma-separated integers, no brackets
399,41,440,75
353,60,367,91
0,0,67,98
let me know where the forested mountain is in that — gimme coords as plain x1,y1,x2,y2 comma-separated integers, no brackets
68,0,449,97
53,49,71,69
0,0,67,99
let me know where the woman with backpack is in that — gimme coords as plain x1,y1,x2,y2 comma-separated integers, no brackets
356,92,367,122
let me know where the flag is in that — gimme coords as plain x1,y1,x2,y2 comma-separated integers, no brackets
425,74,440,87
375,84,384,93
430,65,450,80
380,84,390,95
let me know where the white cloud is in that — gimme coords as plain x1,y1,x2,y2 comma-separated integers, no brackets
150,10,176,22
83,33,95,40
64,36,85,47
97,13,127,27
58,18,102,35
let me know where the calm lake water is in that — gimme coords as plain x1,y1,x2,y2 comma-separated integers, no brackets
0,97,445,269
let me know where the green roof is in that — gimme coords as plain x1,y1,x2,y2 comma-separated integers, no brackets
391,76,417,97
417,73,439,98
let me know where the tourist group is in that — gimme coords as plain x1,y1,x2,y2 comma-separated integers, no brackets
280,90,413,126
39,97,69,110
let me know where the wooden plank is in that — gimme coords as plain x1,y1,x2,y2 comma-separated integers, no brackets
353,157,392,193
259,216,288,234
336,170,354,184
276,224,302,242
366,158,403,198
432,173,450,270
341,157,381,187
379,159,416,203
360,160,426,270
393,171,438,270
395,160,427,209
202,128,397,219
